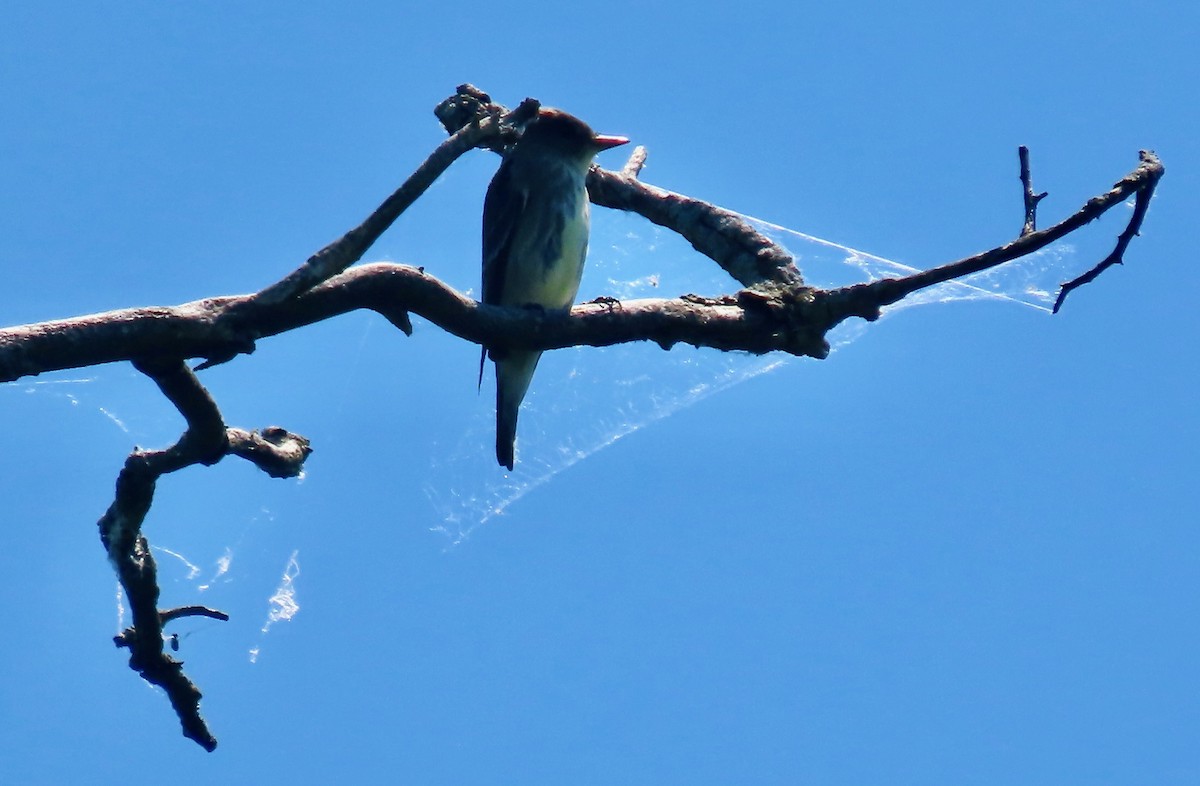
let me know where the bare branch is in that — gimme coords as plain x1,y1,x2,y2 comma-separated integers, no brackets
4,83,1163,753
0,140,1165,388
132,357,227,465
107,534,218,751
817,149,1165,325
0,263,831,384
160,606,232,625
96,360,229,750
587,168,806,289
247,89,538,309
96,358,312,751
1053,150,1164,312
433,88,804,290
621,145,648,178
1019,145,1049,236
228,426,312,478
433,84,541,154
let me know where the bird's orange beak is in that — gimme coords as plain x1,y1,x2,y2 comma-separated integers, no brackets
592,134,630,151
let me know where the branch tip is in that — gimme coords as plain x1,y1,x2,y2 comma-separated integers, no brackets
1018,145,1048,237
621,145,648,178
1052,150,1164,312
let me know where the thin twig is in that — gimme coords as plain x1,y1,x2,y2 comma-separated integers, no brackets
1019,145,1048,236
1053,150,1164,312
818,149,1165,325
621,145,648,178
247,95,536,309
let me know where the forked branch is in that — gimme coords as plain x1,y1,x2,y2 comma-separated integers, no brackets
98,358,310,750
0,84,1162,750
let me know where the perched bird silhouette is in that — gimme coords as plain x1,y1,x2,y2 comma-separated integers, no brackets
480,109,628,470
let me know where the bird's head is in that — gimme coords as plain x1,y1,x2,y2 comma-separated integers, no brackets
520,108,629,164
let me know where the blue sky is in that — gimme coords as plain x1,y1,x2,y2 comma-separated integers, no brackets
1,2,1196,783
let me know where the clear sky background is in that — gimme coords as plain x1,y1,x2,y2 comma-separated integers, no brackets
2,2,1196,783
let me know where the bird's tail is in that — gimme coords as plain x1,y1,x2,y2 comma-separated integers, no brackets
494,350,541,471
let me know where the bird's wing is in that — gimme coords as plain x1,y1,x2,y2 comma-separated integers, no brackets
480,156,529,386
481,157,529,307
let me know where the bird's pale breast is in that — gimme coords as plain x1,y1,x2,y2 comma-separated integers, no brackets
500,168,590,311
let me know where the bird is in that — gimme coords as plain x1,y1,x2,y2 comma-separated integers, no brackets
480,108,628,471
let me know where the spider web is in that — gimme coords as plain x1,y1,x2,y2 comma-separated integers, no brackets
424,208,1076,544
2,208,1077,554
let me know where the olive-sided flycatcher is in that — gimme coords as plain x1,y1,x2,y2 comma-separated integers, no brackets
481,109,628,470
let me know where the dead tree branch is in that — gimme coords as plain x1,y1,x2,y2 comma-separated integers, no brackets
817,148,1163,325
98,358,310,751
0,83,1163,750
1052,150,1164,312
1019,145,1048,236
250,95,540,309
